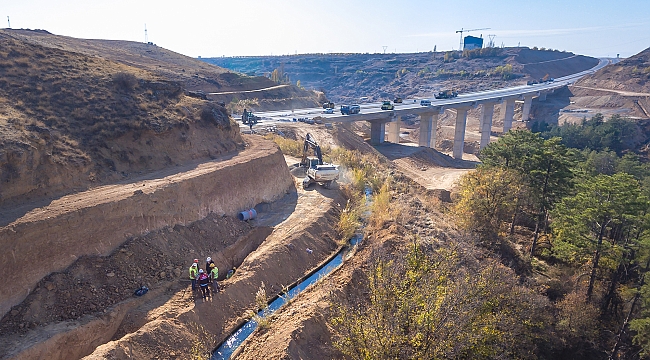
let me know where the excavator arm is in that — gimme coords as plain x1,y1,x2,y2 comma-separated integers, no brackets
301,133,323,167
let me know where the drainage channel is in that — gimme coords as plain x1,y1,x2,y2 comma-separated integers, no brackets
212,189,372,360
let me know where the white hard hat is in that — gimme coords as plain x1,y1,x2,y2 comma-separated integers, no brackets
191,263,197,267
206,257,212,262
199,269,204,273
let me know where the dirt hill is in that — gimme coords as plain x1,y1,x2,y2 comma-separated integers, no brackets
577,47,650,94
203,48,597,104
0,29,247,208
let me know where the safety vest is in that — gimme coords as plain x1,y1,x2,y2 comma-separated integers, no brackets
210,267,218,279
189,266,198,279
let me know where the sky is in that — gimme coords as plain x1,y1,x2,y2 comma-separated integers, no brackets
2,0,650,59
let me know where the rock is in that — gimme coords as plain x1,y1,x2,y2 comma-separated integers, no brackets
159,271,166,278
106,272,115,277
173,268,182,277
11,309,19,316
45,283,56,291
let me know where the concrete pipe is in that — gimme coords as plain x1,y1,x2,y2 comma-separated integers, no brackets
238,209,257,221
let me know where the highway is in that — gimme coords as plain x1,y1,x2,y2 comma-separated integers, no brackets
243,58,610,125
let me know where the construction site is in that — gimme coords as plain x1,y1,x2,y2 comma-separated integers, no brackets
2,26,650,360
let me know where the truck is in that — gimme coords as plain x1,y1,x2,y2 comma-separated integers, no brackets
340,104,361,115
393,97,403,103
241,109,260,125
381,101,394,110
301,133,340,189
322,101,335,109
420,99,431,106
434,90,458,99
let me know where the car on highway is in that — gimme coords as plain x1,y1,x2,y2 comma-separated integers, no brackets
340,104,361,115
420,99,431,106
323,108,334,114
393,97,403,103
381,101,394,110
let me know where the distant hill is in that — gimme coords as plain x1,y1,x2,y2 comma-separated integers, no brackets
0,29,246,207
203,48,598,104
577,47,650,93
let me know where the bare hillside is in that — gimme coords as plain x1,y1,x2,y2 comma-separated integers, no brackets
203,48,598,104
0,30,242,208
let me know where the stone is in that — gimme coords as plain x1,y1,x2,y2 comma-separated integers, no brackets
106,272,115,277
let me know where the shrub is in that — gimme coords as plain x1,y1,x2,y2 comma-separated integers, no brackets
112,72,137,91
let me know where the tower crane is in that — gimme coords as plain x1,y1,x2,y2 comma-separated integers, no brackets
455,28,490,50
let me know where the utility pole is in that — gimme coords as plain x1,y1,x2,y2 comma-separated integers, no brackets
7,16,10,29
382,46,387,54
144,24,148,43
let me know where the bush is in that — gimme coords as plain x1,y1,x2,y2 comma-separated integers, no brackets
112,72,137,91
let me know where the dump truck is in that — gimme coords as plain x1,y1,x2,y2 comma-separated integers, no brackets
381,101,394,110
301,133,340,189
434,90,458,99
340,104,361,115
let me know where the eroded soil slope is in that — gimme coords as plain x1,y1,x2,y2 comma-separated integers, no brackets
0,30,241,208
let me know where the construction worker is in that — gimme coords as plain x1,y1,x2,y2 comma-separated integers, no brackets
198,269,210,299
209,263,220,292
189,259,199,291
206,257,214,272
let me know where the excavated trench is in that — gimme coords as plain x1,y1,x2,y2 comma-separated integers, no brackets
0,136,346,359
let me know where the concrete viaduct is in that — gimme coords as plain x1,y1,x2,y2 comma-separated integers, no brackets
256,59,609,159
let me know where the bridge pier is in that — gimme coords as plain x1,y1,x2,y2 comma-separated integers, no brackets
453,107,470,159
538,91,547,101
419,111,439,148
522,94,534,121
369,120,386,145
480,102,496,150
501,98,515,133
388,116,401,143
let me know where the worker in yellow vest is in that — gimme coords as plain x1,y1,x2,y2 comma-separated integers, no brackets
209,263,220,292
189,259,199,291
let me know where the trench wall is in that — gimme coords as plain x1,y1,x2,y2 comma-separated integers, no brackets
0,137,293,318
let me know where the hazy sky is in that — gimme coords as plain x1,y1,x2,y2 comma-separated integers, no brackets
3,0,650,58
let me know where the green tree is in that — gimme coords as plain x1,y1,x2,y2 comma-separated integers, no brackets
552,173,643,300
480,131,575,254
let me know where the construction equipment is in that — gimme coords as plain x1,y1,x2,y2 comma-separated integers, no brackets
381,101,394,110
322,101,335,109
301,133,340,189
241,109,260,125
340,104,361,115
455,27,490,50
434,90,458,99
393,97,403,103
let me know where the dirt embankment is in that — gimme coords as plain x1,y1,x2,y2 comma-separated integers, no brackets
0,136,293,321
0,30,245,209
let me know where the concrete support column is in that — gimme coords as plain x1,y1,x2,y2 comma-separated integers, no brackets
522,95,534,121
419,115,431,147
431,112,439,148
369,121,386,145
501,98,515,133
480,102,496,150
538,91,547,101
388,116,401,143
453,108,469,159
